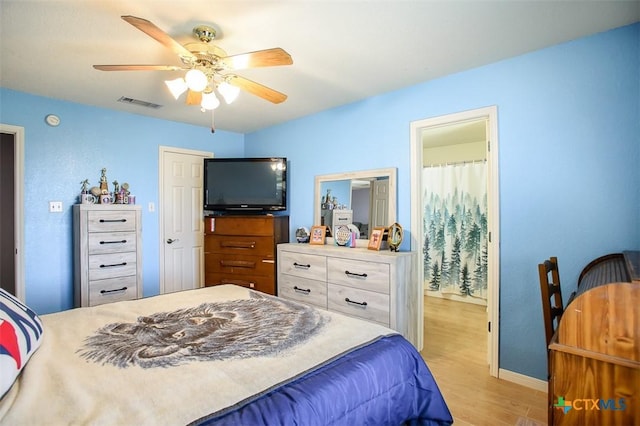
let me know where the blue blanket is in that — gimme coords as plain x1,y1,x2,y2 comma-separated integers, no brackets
194,334,453,426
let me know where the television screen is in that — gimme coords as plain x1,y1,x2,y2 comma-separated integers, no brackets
204,157,287,212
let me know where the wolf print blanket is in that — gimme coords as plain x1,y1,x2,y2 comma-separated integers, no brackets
0,285,395,426
78,292,327,369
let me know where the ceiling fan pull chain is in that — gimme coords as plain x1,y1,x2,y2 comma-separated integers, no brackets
211,109,215,134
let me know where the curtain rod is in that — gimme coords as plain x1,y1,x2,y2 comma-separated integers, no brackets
423,159,486,168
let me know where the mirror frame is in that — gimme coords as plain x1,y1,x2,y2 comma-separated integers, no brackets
314,167,397,247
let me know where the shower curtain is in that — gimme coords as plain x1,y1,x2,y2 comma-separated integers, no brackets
423,162,487,305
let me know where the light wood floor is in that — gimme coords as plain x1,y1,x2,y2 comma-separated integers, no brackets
420,296,547,426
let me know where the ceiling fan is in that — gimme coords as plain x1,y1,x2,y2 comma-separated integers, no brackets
93,16,293,110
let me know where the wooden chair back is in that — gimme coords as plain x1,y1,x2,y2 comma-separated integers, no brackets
538,257,564,346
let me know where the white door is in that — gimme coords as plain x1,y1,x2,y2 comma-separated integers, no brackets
159,147,212,294
369,179,389,228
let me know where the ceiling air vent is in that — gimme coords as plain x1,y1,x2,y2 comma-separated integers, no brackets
117,96,162,109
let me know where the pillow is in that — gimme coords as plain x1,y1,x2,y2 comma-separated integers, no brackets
0,289,43,398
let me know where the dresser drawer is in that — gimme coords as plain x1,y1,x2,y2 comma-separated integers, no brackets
88,276,138,306
327,284,390,326
279,251,327,282
205,216,277,236
205,273,275,295
87,210,137,232
88,252,138,281
205,235,274,257
205,253,275,277
279,274,327,309
88,232,137,254
327,257,390,294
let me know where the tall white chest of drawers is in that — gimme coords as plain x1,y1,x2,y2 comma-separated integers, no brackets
73,204,143,307
277,243,419,347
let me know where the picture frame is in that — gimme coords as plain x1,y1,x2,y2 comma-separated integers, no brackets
368,226,386,250
388,222,404,252
310,225,327,245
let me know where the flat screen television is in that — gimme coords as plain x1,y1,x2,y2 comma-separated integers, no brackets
203,157,287,212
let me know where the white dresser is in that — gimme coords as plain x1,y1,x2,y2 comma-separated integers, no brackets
277,243,419,347
73,204,143,307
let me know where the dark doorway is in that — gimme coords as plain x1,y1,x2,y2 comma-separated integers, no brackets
1,132,16,295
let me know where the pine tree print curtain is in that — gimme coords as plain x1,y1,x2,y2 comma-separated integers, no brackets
423,162,488,304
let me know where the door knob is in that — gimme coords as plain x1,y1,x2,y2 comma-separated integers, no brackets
167,238,179,244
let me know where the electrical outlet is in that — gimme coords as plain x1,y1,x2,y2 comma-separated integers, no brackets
49,201,63,212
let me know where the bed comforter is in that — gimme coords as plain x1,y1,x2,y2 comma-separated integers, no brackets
0,284,452,425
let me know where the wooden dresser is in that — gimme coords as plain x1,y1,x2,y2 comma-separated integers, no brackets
548,282,639,425
204,215,289,295
277,243,419,347
73,204,143,307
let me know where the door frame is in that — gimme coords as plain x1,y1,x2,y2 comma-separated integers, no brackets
158,146,212,294
410,106,500,377
0,124,25,301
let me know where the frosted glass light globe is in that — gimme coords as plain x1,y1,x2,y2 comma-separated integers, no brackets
185,69,208,92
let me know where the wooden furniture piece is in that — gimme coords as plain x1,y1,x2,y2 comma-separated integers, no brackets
538,256,565,346
204,215,289,295
578,252,630,292
577,251,639,295
73,204,143,307
277,243,419,347
548,282,639,425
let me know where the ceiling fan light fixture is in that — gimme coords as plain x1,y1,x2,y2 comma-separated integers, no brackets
201,91,220,110
218,82,241,104
185,69,208,92
165,78,188,99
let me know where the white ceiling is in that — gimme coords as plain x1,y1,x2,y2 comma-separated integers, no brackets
1,1,638,134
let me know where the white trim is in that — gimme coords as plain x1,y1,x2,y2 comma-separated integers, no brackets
498,368,548,393
409,125,424,351
0,124,25,302
158,146,213,295
410,106,500,377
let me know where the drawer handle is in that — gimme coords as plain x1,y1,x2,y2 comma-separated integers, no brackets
100,262,127,268
293,262,311,269
345,270,368,278
221,241,256,249
100,286,128,294
100,240,127,245
220,260,255,268
220,279,256,288
99,219,127,223
345,297,368,307
293,286,311,294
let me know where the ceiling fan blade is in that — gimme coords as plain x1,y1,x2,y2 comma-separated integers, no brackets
121,15,196,62
93,65,185,71
220,48,293,70
185,90,202,106
226,75,288,104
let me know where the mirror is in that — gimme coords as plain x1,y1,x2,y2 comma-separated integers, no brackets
314,168,396,245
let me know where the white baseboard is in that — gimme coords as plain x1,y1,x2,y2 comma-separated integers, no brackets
498,368,547,392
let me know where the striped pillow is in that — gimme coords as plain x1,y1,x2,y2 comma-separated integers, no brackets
0,289,43,397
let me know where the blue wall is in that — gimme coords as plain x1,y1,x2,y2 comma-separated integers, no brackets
245,23,640,380
0,90,244,313
1,23,638,381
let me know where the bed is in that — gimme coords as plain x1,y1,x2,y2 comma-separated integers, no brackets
0,284,452,425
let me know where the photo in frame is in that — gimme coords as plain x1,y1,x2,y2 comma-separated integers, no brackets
368,226,386,250
310,225,327,245
388,222,404,252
